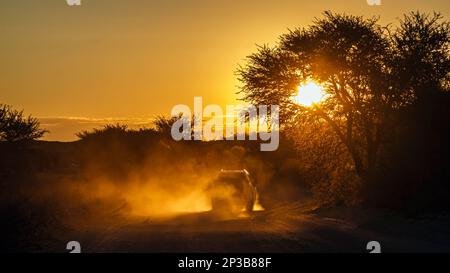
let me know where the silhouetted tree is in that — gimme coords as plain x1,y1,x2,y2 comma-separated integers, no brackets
154,114,199,139
0,104,47,142
237,11,449,185
390,12,449,102
153,115,180,137
238,12,391,180
76,123,129,140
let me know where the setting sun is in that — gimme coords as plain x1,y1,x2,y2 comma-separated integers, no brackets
295,82,326,107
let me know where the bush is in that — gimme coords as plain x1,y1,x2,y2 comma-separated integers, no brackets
0,104,47,142
288,119,362,206
76,123,130,140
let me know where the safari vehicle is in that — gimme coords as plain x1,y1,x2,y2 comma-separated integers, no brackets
208,169,257,213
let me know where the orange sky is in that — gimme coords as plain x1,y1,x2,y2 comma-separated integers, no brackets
1,0,448,140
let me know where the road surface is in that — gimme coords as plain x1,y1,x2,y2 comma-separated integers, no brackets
68,204,450,253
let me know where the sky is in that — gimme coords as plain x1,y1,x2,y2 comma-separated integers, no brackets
1,0,449,140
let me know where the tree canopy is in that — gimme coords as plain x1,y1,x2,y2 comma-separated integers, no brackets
237,11,449,180
0,104,47,142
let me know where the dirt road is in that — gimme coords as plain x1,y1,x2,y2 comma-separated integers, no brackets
67,204,450,253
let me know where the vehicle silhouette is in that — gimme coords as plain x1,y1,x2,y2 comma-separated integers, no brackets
207,169,257,214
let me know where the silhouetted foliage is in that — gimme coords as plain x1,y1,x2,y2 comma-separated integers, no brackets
237,12,394,179
237,11,449,208
76,123,130,140
390,12,450,100
75,116,187,141
154,115,182,138
0,104,47,142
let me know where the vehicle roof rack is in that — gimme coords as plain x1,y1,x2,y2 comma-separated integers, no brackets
220,169,250,175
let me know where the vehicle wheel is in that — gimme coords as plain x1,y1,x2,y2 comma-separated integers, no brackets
245,194,255,212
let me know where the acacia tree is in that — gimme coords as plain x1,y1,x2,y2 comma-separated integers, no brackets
237,11,449,182
390,12,450,101
0,104,47,142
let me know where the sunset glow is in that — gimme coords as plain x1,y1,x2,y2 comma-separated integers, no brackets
295,82,326,107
